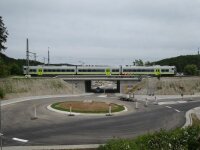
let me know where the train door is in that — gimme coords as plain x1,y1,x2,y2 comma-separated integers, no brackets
106,68,111,76
37,68,43,76
155,68,161,76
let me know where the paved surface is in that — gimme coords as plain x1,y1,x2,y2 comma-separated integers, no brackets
1,94,200,148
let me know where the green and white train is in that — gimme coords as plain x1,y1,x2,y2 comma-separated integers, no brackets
23,65,176,77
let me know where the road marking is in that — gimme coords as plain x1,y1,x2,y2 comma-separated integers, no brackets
165,106,180,112
12,137,28,143
165,106,172,109
0,133,3,136
174,109,181,112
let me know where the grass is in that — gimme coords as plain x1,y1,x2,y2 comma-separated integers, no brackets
51,101,125,113
191,113,200,125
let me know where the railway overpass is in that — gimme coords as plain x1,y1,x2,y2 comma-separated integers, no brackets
59,75,141,93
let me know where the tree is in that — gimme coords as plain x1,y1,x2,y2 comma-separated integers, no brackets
0,16,8,52
145,61,151,66
183,64,198,75
134,59,144,66
10,64,22,75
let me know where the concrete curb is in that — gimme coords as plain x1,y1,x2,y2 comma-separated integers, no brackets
47,104,128,116
183,106,200,128
3,144,101,150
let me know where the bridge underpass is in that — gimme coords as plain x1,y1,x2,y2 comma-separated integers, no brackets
63,77,140,94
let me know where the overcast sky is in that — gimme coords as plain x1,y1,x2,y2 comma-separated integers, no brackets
1,0,200,65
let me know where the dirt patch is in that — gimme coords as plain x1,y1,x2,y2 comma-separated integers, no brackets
52,101,125,113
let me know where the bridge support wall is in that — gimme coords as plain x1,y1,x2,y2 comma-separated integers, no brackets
63,78,140,94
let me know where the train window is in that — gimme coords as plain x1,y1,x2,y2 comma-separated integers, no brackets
161,69,169,72
30,69,36,72
112,69,119,72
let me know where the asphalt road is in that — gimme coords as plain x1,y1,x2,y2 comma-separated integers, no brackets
2,95,200,146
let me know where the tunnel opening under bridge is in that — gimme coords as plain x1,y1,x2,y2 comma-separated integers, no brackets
85,80,120,93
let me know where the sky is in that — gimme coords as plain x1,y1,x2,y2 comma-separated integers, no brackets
1,0,200,65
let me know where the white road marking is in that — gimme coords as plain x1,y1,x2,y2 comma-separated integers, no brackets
97,95,107,98
177,101,187,103
174,109,181,112
0,133,3,136
158,101,187,105
165,106,172,109
165,106,181,112
158,101,177,105
12,137,28,143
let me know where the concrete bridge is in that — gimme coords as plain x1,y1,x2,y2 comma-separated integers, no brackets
60,76,141,93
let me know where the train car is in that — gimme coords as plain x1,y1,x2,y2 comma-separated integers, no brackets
76,66,120,76
23,65,76,76
122,65,176,76
23,65,176,77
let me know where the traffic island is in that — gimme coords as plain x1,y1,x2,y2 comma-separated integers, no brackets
50,100,125,115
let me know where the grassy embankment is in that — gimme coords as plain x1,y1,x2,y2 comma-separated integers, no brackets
0,78,82,99
128,77,200,95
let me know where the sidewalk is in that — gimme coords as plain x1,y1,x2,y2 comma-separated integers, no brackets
1,93,93,106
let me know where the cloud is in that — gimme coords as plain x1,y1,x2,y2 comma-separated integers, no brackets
1,0,200,64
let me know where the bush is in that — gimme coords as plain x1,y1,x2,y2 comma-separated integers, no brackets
0,88,5,99
184,64,198,75
98,125,200,150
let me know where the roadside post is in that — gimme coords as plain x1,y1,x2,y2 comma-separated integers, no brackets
135,100,139,109
68,104,74,116
181,93,184,100
34,105,37,118
154,96,158,105
31,105,38,120
106,104,112,116
145,98,148,107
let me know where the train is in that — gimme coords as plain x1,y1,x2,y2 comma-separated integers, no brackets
23,65,176,77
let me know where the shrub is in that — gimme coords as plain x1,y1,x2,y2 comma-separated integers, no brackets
98,125,200,150
0,88,5,99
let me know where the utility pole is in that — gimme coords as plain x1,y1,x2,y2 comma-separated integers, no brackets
48,47,50,65
26,38,29,75
43,57,46,65
198,48,199,55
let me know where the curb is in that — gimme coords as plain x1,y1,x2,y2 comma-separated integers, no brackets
47,104,128,116
3,144,101,150
183,106,200,128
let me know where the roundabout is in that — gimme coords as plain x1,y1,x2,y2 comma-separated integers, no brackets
50,100,125,114
2,94,200,147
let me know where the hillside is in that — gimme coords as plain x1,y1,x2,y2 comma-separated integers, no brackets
153,55,200,72
0,52,42,76
0,53,76,77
